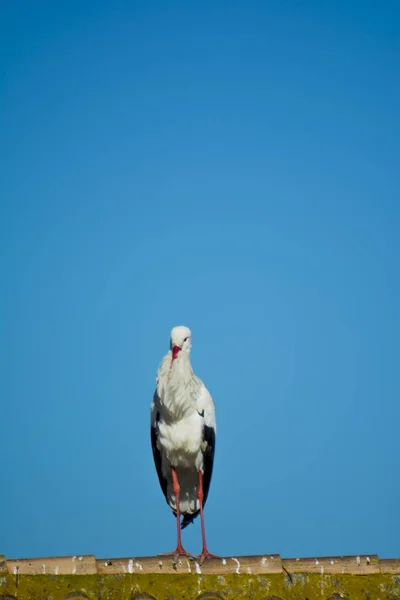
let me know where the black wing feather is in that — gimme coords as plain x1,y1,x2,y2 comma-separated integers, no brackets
201,424,216,506
151,411,168,501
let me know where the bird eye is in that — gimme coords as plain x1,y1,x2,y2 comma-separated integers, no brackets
184,337,188,342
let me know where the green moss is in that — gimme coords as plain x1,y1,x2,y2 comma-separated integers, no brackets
1,572,400,599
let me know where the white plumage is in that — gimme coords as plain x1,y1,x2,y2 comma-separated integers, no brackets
150,325,217,558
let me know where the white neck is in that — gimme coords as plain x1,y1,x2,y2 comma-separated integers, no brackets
156,351,199,420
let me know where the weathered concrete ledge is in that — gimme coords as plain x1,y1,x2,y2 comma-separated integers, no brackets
1,553,399,599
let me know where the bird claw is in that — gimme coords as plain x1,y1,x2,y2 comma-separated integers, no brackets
158,549,194,563
196,552,221,566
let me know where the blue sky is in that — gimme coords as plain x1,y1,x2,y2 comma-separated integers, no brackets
1,0,399,560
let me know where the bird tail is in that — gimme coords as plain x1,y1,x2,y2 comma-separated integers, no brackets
181,511,200,530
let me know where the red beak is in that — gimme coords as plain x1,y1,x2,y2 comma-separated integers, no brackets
172,345,181,360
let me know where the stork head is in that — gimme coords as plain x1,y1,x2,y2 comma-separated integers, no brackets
170,325,192,361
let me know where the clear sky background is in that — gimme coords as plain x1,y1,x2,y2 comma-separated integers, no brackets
1,0,399,560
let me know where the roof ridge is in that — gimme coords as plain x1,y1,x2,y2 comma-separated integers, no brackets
2,553,399,575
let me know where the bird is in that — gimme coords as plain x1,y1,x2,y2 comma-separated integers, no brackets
150,325,218,561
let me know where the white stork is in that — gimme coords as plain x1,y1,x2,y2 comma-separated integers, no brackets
150,325,217,561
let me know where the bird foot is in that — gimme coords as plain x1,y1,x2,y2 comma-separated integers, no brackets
196,551,221,565
159,548,194,562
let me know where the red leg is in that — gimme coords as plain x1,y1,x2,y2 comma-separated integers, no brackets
196,469,220,564
159,467,192,559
